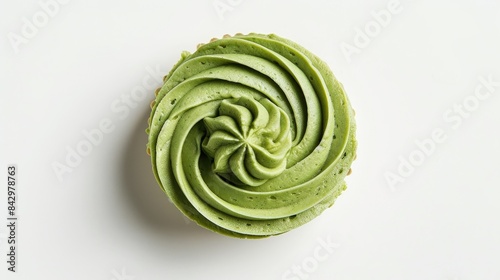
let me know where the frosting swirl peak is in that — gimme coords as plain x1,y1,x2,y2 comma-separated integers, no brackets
202,96,292,187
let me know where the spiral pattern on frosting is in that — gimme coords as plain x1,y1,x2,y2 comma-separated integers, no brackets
146,33,357,238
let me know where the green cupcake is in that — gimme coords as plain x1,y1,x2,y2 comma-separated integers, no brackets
146,33,357,238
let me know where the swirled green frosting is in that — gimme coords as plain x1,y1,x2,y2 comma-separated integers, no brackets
146,33,357,238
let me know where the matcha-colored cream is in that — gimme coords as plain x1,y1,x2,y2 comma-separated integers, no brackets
146,33,357,238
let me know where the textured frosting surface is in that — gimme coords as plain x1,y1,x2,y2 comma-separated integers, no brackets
146,33,357,238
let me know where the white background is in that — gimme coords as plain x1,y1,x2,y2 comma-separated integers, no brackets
1,0,500,279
